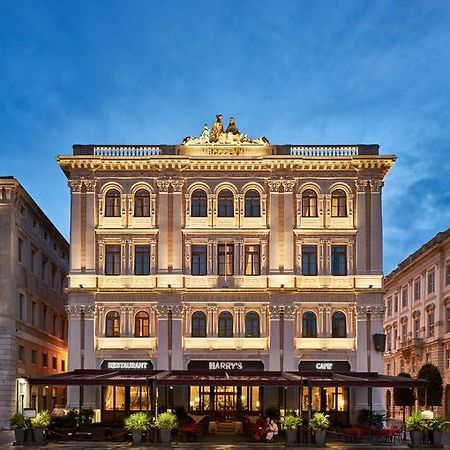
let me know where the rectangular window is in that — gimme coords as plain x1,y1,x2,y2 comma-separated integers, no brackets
52,356,57,370
427,310,435,337
191,245,207,276
18,345,25,362
393,328,397,350
42,353,48,367
105,245,121,275
41,255,48,281
61,360,65,371
331,245,347,276
401,286,408,308
447,308,450,333
244,245,261,276
446,263,450,286
31,349,37,364
18,293,25,321
18,238,23,263
401,322,408,343
30,247,37,272
414,316,420,338
51,264,57,289
302,245,317,276
386,298,392,316
218,243,234,276
427,270,435,294
394,294,399,313
414,279,421,301
60,273,66,294
446,349,450,369
386,330,391,351
31,301,36,326
60,319,66,340
52,314,57,336
42,305,47,331
134,245,150,275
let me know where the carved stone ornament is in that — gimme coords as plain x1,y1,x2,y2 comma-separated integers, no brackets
267,178,282,192
171,179,185,192
369,180,384,193
84,304,96,319
356,305,385,320
68,179,83,193
355,179,369,193
83,179,97,192
65,304,83,318
156,178,171,193
281,179,296,193
182,114,270,146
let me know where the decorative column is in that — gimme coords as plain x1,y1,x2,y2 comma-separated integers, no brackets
171,179,185,273
370,180,384,274
156,305,170,369
268,306,281,370
68,180,83,272
317,305,325,336
282,306,296,371
84,179,97,272
171,305,184,370
83,304,97,408
281,179,296,273
355,180,368,274
207,305,218,336
66,304,82,407
267,179,281,273
156,178,170,273
324,304,332,337
234,305,244,336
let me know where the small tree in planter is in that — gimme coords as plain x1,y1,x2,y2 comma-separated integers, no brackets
9,413,30,444
154,412,178,444
281,414,302,446
429,417,445,447
310,412,330,446
124,412,150,444
406,411,427,447
31,411,52,444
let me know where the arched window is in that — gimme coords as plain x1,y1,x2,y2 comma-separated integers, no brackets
302,189,318,217
191,189,207,217
191,311,207,337
135,311,149,337
105,311,120,337
245,311,260,337
105,189,121,217
218,311,233,337
244,190,261,217
331,189,347,217
134,189,150,217
218,190,234,217
332,311,347,338
302,311,317,338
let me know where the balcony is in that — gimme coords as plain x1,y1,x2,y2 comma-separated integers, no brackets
295,337,356,350
183,337,269,350
96,336,157,350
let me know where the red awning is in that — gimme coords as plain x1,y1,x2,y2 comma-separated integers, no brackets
30,369,424,388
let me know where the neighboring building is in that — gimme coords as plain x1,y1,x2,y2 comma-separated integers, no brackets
0,177,69,428
384,228,450,418
56,117,396,425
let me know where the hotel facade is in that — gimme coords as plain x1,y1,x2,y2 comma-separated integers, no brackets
384,228,450,418
56,119,396,425
0,177,69,428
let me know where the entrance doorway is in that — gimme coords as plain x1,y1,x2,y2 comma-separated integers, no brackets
214,386,237,421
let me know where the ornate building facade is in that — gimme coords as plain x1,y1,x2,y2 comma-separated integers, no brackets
0,177,69,428
58,118,395,424
384,228,450,418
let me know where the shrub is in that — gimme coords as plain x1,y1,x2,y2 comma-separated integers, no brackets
429,417,446,431
309,412,330,430
405,412,426,431
31,411,52,429
280,414,302,430
154,412,178,430
9,413,30,430
124,412,150,432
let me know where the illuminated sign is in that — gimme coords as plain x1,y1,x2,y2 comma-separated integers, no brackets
208,361,243,370
101,360,153,370
298,361,350,371
315,362,333,370
188,360,264,371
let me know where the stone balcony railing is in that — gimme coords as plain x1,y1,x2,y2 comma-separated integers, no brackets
290,146,358,157
94,146,161,156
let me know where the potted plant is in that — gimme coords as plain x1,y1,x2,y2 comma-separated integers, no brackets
310,412,330,446
154,411,178,444
406,411,426,447
31,411,52,444
9,413,29,444
124,412,150,444
281,414,302,445
429,417,446,447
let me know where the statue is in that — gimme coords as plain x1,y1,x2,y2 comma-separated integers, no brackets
226,117,240,135
211,114,224,143
200,124,210,143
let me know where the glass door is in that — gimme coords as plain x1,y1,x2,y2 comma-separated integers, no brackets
214,386,237,421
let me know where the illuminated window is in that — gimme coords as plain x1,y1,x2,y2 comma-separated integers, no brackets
244,190,260,217
332,311,346,338
134,245,150,275
245,311,260,337
191,189,207,217
135,311,149,337
218,311,233,337
218,244,234,276
218,190,234,217
302,245,317,275
331,189,347,217
244,245,260,275
191,245,207,275
331,245,347,275
105,245,121,275
302,189,318,217
105,189,121,217
302,311,317,338
134,189,150,217
106,311,120,337
191,311,206,337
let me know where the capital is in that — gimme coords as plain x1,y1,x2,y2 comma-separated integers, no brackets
355,179,368,193
68,179,83,193
369,180,384,193
156,178,171,193
171,178,185,192
267,178,282,193
281,179,296,193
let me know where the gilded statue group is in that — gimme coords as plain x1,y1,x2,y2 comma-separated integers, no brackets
183,114,269,146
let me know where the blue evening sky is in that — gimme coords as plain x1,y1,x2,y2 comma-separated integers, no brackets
1,1,449,274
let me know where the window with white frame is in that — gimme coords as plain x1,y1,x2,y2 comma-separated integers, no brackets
401,285,408,308
427,309,435,337
401,321,408,343
414,278,421,301
386,298,392,316
446,307,450,333
394,294,399,313
427,269,436,294
413,315,420,338
446,263,450,286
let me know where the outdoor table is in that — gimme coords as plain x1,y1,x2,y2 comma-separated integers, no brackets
189,414,207,423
